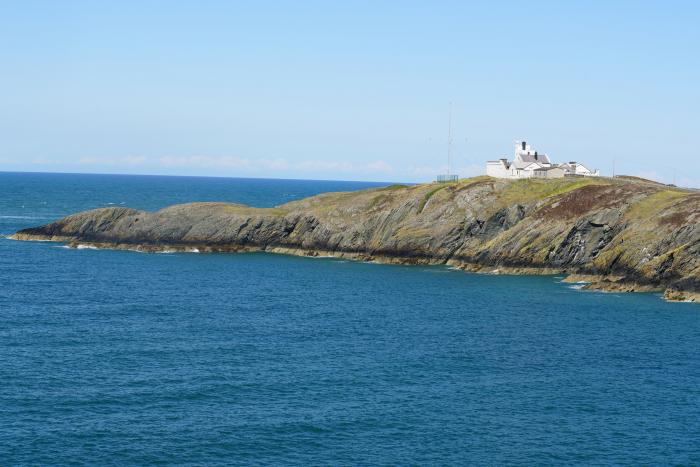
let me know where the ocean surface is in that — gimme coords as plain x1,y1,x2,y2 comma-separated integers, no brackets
1,172,699,465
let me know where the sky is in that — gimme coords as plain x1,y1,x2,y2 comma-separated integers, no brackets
1,1,698,185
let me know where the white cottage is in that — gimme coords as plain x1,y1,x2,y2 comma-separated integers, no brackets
558,162,599,177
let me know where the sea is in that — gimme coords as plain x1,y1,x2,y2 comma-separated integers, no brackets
1,171,699,465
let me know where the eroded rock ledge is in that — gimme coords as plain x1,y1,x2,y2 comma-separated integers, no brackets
11,176,700,302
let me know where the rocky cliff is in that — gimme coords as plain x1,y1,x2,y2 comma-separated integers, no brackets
11,176,700,302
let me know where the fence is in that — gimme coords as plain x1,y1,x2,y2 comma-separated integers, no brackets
436,174,459,183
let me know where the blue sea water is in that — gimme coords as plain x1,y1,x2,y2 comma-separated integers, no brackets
1,172,699,465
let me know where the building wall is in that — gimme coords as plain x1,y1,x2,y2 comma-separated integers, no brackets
487,160,584,179
544,167,566,178
486,161,510,178
574,165,599,176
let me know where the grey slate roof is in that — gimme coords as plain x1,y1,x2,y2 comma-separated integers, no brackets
517,153,551,164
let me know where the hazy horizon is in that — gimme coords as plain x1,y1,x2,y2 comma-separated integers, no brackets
1,1,698,186
2,169,697,190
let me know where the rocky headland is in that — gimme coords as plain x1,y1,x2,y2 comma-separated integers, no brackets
11,176,700,302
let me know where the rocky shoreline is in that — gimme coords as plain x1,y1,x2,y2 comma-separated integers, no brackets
11,176,700,303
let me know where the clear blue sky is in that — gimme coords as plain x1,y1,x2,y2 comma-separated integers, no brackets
1,1,698,185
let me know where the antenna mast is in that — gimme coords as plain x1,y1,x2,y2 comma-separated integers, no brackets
435,102,459,183
447,102,453,177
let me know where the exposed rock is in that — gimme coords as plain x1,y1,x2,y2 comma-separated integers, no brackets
10,176,700,302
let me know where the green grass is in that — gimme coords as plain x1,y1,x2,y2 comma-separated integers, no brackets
623,189,689,220
457,175,492,184
497,177,606,207
418,184,453,213
377,184,409,191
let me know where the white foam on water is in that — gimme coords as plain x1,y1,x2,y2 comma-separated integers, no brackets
189,248,200,253
76,244,99,250
568,284,587,290
558,278,591,284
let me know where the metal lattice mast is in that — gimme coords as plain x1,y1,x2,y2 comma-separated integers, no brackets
447,102,453,177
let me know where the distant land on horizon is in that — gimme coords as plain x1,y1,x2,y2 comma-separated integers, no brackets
2,169,697,190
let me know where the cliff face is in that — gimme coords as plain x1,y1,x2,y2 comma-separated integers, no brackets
11,176,700,301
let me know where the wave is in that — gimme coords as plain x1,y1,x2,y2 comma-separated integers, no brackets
558,279,591,285
53,244,99,250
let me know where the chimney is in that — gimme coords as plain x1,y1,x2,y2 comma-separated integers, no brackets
522,141,527,151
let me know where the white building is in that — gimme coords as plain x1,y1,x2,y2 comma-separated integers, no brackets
558,161,599,177
486,141,600,179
